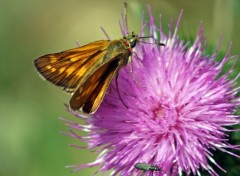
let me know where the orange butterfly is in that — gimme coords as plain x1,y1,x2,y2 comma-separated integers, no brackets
34,3,164,114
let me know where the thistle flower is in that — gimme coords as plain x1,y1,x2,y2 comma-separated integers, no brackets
63,6,240,176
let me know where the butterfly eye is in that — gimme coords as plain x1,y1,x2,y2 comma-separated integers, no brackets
130,40,136,48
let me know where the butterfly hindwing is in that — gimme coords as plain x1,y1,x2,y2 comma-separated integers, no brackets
70,58,122,113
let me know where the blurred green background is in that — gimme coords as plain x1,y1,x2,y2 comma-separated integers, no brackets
0,0,240,176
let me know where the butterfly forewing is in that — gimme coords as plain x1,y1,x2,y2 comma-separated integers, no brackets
34,40,110,92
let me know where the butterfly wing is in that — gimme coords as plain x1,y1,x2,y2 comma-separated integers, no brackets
34,40,110,92
69,58,121,113
35,39,130,113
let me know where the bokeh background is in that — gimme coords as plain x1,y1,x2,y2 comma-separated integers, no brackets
1,0,240,176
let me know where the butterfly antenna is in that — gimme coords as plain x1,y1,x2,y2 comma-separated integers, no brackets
124,2,129,32
138,36,165,46
138,36,154,39
75,41,81,47
100,26,111,40
115,72,128,109
142,41,165,46
139,41,165,46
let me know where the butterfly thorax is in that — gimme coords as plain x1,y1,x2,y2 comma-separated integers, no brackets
103,39,132,66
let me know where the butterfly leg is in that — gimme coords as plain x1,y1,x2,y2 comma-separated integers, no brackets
132,51,143,63
129,56,145,88
115,72,129,109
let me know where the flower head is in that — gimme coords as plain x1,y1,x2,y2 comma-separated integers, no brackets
64,6,240,176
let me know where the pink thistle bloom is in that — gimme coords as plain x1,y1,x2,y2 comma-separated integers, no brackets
63,6,240,176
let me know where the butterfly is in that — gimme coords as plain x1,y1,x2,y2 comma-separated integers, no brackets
34,3,165,114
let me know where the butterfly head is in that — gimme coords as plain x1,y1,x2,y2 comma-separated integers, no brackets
123,32,138,49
